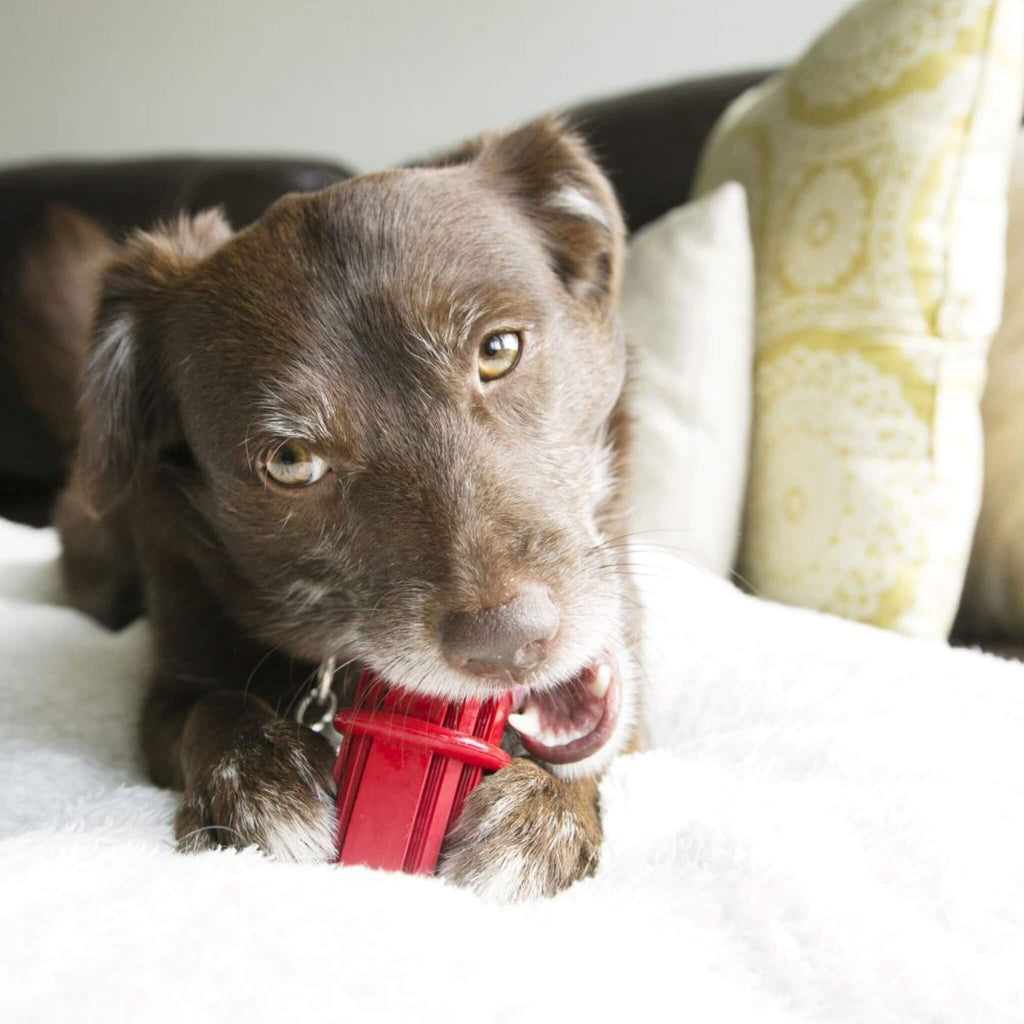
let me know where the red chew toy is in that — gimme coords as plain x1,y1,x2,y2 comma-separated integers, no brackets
332,669,512,874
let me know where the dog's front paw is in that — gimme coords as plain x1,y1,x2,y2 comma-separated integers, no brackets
175,718,337,863
439,758,601,903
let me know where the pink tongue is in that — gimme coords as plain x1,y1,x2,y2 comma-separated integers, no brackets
506,663,618,765
534,682,604,735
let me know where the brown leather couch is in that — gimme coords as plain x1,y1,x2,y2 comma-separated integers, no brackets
0,69,772,526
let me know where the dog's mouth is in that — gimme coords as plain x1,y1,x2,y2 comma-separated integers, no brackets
506,652,621,764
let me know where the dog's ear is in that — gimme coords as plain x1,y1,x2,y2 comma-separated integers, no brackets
76,209,232,514
476,115,625,306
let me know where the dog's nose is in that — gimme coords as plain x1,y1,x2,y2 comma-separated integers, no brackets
439,583,560,679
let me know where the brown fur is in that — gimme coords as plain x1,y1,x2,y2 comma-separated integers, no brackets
13,117,640,897
440,760,602,901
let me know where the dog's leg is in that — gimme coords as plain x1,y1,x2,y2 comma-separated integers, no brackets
439,759,602,902
142,680,338,863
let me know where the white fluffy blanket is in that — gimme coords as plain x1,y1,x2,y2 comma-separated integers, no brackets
2,516,1024,1023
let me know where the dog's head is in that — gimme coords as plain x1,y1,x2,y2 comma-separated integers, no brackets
79,117,636,777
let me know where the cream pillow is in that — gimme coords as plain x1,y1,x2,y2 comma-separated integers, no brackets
961,133,1024,638
622,183,754,577
695,0,1024,637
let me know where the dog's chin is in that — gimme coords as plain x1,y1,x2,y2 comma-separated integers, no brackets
352,646,634,781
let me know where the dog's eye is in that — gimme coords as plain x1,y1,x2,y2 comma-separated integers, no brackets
263,441,329,488
478,331,521,382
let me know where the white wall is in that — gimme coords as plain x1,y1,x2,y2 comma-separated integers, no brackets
2,0,850,171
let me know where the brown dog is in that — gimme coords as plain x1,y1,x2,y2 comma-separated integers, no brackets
9,117,641,901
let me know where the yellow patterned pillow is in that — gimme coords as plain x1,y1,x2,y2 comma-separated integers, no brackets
695,0,1024,637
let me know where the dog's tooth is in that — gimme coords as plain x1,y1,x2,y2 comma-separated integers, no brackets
588,663,612,699
507,706,542,739
534,722,591,747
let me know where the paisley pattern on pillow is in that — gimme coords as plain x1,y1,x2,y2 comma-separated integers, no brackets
695,0,1024,636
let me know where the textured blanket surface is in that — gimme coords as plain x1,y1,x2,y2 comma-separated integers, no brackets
2,517,1023,1023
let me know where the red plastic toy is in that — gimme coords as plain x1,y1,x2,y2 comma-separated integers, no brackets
332,669,512,874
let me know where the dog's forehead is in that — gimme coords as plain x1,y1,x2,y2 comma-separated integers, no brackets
208,167,555,353
315,167,540,258
308,168,554,319
178,166,559,443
